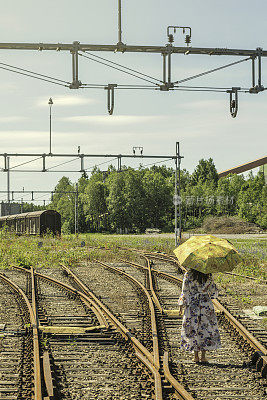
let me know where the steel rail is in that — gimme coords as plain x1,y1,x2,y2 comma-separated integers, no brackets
0,42,266,57
12,266,109,328
143,256,164,314
93,260,161,371
30,267,55,400
163,351,195,400
12,265,154,364
63,263,195,400
10,265,194,400
0,273,43,400
61,264,164,400
91,260,194,400
120,247,265,283
146,261,267,356
112,254,267,365
143,252,187,273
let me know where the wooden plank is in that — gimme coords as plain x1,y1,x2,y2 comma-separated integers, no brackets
43,351,54,398
39,325,106,334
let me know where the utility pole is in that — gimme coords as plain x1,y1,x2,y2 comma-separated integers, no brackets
174,142,182,246
7,157,10,215
74,183,78,234
118,0,123,45
48,98,53,154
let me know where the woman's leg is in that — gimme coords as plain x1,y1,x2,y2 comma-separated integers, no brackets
200,350,208,362
194,351,199,362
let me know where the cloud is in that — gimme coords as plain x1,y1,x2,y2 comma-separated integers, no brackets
0,116,28,122
36,95,97,107
60,115,166,125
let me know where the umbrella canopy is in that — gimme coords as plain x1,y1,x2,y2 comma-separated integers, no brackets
173,235,242,274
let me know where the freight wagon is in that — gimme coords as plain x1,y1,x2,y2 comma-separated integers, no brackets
0,210,61,235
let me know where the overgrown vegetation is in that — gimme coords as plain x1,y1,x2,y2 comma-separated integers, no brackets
42,158,266,234
1,230,265,281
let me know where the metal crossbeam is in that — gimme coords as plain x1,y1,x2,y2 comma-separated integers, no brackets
1,152,182,173
0,42,266,57
0,0,265,117
1,152,178,159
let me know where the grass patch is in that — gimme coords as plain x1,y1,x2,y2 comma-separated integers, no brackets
0,230,132,270
0,230,266,282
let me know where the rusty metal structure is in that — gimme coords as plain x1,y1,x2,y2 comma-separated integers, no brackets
218,156,267,178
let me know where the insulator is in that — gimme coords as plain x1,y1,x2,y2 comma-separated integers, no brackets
185,35,191,45
168,34,174,43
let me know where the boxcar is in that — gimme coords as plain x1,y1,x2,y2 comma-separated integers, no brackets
0,210,61,236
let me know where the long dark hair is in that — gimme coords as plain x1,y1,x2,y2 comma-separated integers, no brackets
190,269,211,285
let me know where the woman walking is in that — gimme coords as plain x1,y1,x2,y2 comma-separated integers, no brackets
178,268,221,363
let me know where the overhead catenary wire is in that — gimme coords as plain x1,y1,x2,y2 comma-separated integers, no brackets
46,157,80,170
82,51,164,84
0,61,70,84
178,85,250,90
138,158,173,169
173,57,251,85
79,52,161,86
9,156,43,170
0,65,69,87
172,88,248,93
84,157,118,172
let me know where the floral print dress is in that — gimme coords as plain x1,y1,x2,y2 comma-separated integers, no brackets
178,270,221,352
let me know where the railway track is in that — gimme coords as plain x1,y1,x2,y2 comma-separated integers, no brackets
57,256,266,399
0,245,266,399
77,249,267,399
0,271,42,400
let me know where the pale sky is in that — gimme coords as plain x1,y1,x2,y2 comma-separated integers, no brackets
0,0,266,204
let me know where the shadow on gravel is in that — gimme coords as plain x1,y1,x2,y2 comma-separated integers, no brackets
200,362,245,369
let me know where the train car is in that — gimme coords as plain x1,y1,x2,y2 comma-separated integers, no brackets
0,210,61,236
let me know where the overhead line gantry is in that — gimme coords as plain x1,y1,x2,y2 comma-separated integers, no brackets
0,1,265,116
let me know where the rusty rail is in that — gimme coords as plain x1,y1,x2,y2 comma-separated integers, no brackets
163,351,195,400
62,263,163,400
91,260,161,371
91,261,195,399
0,273,43,400
147,263,267,356
143,256,164,314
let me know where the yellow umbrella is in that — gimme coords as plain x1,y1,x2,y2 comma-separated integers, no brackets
173,235,242,274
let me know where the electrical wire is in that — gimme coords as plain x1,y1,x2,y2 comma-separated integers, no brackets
83,51,163,83
0,61,70,84
46,157,80,170
172,88,228,93
10,156,43,170
177,85,250,90
173,57,251,85
138,158,173,169
84,157,118,172
172,88,248,93
79,53,161,86
0,65,69,87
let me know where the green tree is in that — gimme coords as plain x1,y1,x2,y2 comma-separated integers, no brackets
49,177,75,233
82,172,108,232
191,158,218,186
143,169,173,230
106,170,127,231
237,172,266,227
